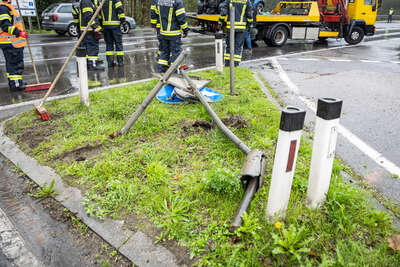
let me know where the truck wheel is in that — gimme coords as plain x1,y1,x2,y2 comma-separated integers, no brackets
344,26,364,45
256,2,264,14
268,26,288,47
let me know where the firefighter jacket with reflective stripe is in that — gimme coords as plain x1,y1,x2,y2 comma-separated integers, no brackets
72,2,79,24
150,0,160,29
101,0,125,28
0,2,26,48
219,0,253,31
78,0,101,31
154,0,188,38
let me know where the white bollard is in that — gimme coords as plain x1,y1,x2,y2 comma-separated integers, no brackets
215,33,224,74
266,107,306,219
306,98,343,208
76,47,89,107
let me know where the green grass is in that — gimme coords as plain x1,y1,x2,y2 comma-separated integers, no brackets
6,68,400,266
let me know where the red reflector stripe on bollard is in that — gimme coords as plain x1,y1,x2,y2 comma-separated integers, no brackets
286,140,297,172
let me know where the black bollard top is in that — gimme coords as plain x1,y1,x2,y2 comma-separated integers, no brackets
215,33,224,39
76,47,86,58
316,98,343,120
280,106,306,132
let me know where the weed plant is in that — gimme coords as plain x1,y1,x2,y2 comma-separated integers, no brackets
6,68,400,265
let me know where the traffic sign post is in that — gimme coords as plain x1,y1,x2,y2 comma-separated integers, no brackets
12,0,40,32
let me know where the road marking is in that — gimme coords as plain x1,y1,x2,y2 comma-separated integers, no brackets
270,57,400,177
390,61,400,64
360,60,382,63
328,58,352,62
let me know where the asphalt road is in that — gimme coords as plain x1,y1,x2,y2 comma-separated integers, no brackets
1,21,400,266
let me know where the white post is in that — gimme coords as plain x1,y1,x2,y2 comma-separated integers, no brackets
215,33,224,74
266,107,306,219
76,47,89,107
306,98,343,208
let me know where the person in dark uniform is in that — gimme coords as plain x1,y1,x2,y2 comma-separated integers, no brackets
77,0,104,70
219,0,253,67
100,0,126,67
150,0,161,60
152,0,189,73
0,0,28,91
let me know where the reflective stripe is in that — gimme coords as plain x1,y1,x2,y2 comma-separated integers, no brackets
73,19,79,23
118,13,125,18
240,5,246,23
167,7,173,32
158,59,169,66
8,26,15,34
116,51,124,55
106,51,114,55
103,21,120,25
115,1,122,8
82,7,93,13
108,0,112,23
151,19,157,24
181,22,188,30
0,14,11,21
160,29,181,36
176,8,185,16
86,56,99,60
151,5,156,10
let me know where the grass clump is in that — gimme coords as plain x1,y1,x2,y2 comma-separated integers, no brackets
6,68,400,266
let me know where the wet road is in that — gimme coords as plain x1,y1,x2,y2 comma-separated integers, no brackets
1,21,400,107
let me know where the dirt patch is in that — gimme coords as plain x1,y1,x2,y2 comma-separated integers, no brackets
54,142,103,163
221,115,247,129
181,115,247,136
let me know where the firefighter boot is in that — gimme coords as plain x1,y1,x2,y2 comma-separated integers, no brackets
107,55,116,68
88,60,105,71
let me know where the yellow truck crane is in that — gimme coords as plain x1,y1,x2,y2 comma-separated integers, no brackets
188,0,381,46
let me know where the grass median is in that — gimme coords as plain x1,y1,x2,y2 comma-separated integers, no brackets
5,68,400,265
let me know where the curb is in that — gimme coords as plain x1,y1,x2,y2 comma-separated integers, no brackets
0,120,179,267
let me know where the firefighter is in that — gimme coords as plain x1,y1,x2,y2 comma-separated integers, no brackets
219,0,253,67
153,0,189,73
100,0,126,67
0,0,28,91
77,0,104,70
150,0,161,60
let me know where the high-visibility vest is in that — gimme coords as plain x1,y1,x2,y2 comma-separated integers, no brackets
0,2,26,48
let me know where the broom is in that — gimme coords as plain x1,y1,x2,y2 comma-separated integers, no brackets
15,0,51,92
35,0,107,120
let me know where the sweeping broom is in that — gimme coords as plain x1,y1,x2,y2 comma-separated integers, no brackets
34,0,107,120
15,0,51,92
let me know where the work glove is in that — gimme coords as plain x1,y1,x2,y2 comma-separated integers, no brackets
182,29,188,38
19,31,28,38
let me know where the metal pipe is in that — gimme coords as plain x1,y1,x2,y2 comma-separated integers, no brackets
180,70,250,154
229,4,235,95
231,177,258,229
112,52,186,137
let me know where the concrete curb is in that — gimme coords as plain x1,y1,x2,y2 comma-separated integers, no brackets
0,121,179,267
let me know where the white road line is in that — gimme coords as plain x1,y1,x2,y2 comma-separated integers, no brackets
360,60,382,63
279,57,289,60
270,57,400,177
390,61,400,64
328,58,352,62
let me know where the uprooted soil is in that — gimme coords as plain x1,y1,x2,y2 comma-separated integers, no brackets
54,142,104,163
181,115,248,136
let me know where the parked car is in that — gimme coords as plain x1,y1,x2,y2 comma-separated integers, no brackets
41,3,136,37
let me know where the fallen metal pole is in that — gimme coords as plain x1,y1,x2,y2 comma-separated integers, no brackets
181,70,250,154
111,52,186,137
229,4,235,95
231,177,258,228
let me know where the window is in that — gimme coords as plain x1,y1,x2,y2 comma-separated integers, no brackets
58,5,72,13
364,0,372,5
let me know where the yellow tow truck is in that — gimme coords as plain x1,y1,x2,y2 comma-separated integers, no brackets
188,0,381,46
